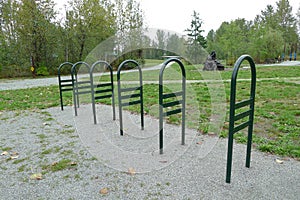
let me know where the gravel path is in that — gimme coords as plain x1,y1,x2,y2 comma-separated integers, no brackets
0,105,299,199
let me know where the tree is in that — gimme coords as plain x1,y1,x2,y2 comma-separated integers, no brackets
113,0,145,66
275,0,298,54
166,33,186,56
185,11,207,64
213,19,251,65
65,0,115,62
114,0,144,54
16,0,57,76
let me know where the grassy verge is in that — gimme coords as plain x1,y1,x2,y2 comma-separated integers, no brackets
0,65,299,159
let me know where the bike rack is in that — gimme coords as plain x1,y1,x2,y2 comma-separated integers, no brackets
117,60,144,136
58,62,73,111
159,58,186,154
226,55,256,183
71,62,92,116
90,61,116,124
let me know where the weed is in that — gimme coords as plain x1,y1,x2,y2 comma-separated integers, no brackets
12,158,28,164
42,159,77,172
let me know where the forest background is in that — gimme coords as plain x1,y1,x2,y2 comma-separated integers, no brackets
0,0,299,77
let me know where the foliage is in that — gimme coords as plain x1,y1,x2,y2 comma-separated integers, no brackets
185,11,207,64
206,0,299,64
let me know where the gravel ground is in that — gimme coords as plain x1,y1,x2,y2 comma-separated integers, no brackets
0,105,299,200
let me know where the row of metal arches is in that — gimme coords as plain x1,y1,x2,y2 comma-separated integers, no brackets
57,55,256,183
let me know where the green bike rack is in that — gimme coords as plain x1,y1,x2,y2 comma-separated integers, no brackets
117,60,144,136
90,61,116,124
159,58,186,154
226,55,256,183
58,62,74,111
71,62,92,116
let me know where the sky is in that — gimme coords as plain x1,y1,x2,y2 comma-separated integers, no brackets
55,0,300,35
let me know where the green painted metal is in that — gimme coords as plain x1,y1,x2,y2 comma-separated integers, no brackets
226,55,256,183
90,61,116,124
71,62,92,116
58,62,74,111
117,60,144,136
159,58,186,154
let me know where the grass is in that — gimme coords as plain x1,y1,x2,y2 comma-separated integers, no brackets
0,63,299,159
41,159,77,173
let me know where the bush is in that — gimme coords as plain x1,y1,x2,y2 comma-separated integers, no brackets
36,66,50,76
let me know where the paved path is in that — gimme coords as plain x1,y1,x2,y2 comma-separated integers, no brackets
1,62,300,91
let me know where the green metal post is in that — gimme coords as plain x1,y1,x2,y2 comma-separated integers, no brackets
159,58,186,154
226,55,256,183
117,60,144,136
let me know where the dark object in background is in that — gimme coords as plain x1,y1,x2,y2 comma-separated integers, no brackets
203,51,224,71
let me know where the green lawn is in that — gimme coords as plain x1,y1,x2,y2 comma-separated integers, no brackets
0,63,299,159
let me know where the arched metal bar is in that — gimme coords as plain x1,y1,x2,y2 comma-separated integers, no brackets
117,60,144,136
226,55,256,183
90,61,116,124
71,62,92,116
159,58,186,154
58,62,73,111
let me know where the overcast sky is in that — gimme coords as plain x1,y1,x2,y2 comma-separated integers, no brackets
55,0,300,35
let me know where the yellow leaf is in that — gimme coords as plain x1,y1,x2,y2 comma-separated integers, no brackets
52,161,58,166
30,173,42,180
1,151,8,156
10,155,19,159
99,188,109,195
276,159,284,164
68,162,77,166
127,167,136,175
11,152,19,156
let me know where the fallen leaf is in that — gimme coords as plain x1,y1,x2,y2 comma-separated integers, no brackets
276,159,284,164
68,162,77,166
127,167,136,175
99,188,109,195
30,173,42,180
196,141,202,145
10,155,19,159
52,161,58,166
208,132,216,136
10,152,19,156
1,151,8,156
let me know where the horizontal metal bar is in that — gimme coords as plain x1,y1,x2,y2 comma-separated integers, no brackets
120,86,141,93
235,99,252,109
162,91,183,99
96,83,112,87
75,91,91,95
61,88,73,92
121,100,141,107
120,93,140,100
95,94,112,100
60,79,73,83
95,88,112,94
76,81,91,85
234,110,251,121
162,100,182,108
61,83,73,87
233,121,250,134
164,108,182,117
75,85,91,90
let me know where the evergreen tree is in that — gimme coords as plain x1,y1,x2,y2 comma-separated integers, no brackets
185,11,207,64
